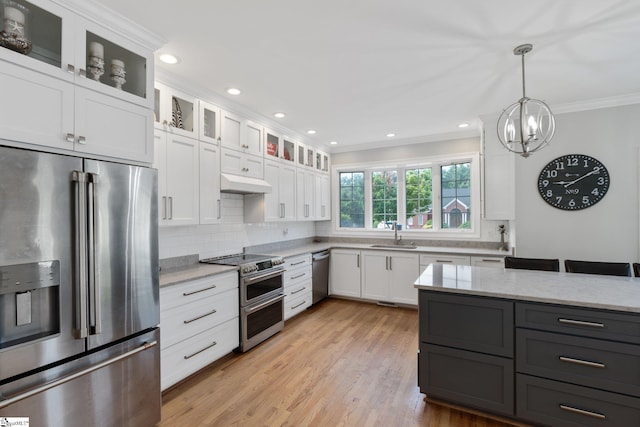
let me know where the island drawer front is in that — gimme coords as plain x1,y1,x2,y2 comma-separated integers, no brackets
419,292,514,357
516,374,640,427
161,288,239,349
516,302,640,344
161,271,238,312
419,343,514,417
516,329,640,397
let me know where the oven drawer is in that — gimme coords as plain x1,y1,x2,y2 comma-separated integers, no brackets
161,317,239,390
161,271,238,312
161,287,239,349
517,374,640,427
285,289,312,320
516,328,640,397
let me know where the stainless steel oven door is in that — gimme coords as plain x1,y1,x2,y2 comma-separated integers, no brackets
240,294,284,352
240,268,284,306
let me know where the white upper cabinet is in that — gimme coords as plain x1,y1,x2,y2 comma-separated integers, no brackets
297,141,314,169
199,142,221,224
220,110,261,157
315,173,331,220
296,168,315,220
243,120,262,156
220,148,263,179
198,100,221,144
154,82,197,138
245,159,295,222
264,128,295,165
315,149,329,174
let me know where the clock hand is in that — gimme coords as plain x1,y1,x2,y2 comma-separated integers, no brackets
563,167,600,188
552,181,570,185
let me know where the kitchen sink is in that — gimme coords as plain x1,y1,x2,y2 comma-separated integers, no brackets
370,244,418,249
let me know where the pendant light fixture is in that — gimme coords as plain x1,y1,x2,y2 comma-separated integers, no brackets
497,44,555,158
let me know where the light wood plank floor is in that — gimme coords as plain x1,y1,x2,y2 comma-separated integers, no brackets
160,298,518,427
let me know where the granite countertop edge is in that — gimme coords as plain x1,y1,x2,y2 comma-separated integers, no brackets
159,264,238,288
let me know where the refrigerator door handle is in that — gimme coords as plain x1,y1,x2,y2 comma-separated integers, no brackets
87,172,101,335
0,340,158,410
72,171,89,339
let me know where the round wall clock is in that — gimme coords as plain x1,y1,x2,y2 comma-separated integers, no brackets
537,154,610,210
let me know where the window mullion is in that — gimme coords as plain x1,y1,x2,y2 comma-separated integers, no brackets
432,165,442,230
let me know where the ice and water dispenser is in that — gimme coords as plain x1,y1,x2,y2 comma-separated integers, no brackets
0,260,60,349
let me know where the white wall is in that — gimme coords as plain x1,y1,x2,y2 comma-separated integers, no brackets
159,194,316,259
513,103,640,263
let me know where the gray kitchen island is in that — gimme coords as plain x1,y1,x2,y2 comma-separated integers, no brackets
414,264,640,427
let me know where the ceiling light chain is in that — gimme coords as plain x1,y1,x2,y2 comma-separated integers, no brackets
497,43,556,158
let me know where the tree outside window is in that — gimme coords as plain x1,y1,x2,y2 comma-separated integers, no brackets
372,171,397,228
405,168,432,229
339,172,365,228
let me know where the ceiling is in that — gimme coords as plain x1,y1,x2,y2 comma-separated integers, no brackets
96,0,640,151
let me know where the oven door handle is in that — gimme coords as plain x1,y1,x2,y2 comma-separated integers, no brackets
243,268,284,286
245,294,284,314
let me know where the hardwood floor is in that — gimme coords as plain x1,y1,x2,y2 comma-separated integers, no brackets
160,298,519,427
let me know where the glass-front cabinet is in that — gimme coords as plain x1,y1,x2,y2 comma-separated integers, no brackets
297,141,314,169
0,0,153,109
198,100,220,144
264,128,281,161
282,136,296,164
315,149,329,173
154,82,197,138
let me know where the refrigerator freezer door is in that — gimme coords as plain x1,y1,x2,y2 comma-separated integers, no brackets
84,160,159,348
0,147,85,381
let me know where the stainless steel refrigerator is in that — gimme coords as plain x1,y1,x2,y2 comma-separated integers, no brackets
0,145,160,426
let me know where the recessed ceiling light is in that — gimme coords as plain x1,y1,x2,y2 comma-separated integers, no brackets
307,130,317,135
273,112,286,119
158,53,179,65
386,133,396,137
458,123,470,128
329,141,338,145
226,88,241,95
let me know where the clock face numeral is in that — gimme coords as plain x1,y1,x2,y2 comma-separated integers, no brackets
537,154,610,211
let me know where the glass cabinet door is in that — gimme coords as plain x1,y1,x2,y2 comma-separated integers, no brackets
199,100,220,144
264,128,280,160
282,137,295,163
154,82,196,137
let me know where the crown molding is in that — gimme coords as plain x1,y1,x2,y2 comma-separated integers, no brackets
52,0,166,50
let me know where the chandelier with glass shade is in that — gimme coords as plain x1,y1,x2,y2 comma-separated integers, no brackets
497,44,555,158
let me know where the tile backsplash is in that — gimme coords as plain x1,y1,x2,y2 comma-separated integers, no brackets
159,194,316,259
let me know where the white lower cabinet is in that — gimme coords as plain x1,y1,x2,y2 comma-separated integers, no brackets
361,251,420,305
283,254,312,320
160,271,239,390
470,255,505,268
329,249,362,298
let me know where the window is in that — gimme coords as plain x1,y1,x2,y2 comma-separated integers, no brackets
405,168,432,230
441,162,471,229
339,172,365,228
335,155,478,234
371,170,397,228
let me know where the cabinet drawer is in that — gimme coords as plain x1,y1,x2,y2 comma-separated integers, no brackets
161,317,239,390
516,302,640,345
284,266,312,287
284,290,312,320
516,329,640,397
284,253,311,270
470,256,505,268
517,374,640,427
160,271,238,311
285,278,312,299
419,343,514,416
419,291,514,357
161,288,238,349
419,254,470,266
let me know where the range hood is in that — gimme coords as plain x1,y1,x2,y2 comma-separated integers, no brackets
220,173,272,194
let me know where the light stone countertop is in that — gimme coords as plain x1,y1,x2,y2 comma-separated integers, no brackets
159,264,238,288
414,264,640,313
262,242,509,259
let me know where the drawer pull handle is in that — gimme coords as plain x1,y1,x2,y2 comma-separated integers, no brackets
290,260,306,266
291,273,306,280
291,287,306,295
558,318,605,328
292,301,307,310
183,285,217,296
480,259,501,263
559,404,606,420
435,260,452,263
559,356,605,369
183,309,217,324
184,341,217,360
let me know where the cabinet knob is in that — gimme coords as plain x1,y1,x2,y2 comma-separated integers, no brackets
66,64,75,74
77,136,86,144
66,133,75,143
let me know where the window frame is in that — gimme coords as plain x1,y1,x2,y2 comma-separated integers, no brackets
332,153,480,237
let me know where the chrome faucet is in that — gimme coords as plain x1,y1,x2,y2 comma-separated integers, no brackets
392,221,402,244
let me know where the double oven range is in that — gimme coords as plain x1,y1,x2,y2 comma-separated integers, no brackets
201,254,285,352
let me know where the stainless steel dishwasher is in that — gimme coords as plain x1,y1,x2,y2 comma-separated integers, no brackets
312,250,330,304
